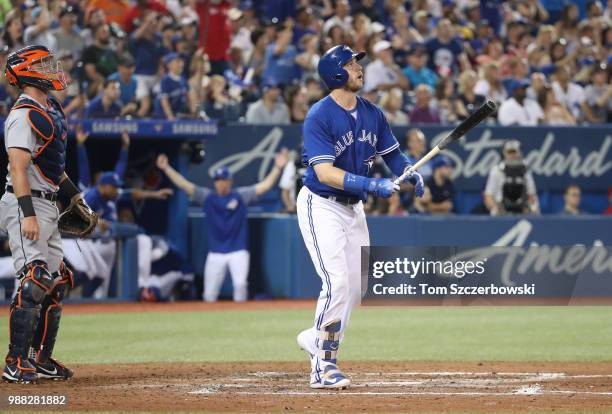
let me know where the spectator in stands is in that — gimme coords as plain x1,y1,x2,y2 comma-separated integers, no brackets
475,62,507,104
409,84,441,124
426,18,471,76
527,25,557,69
603,188,612,215
433,77,458,125
415,155,455,215
130,11,166,117
295,34,320,80
195,0,231,75
304,75,324,105
475,36,505,67
179,16,199,54
539,86,577,125
286,85,309,123
552,65,586,121
413,10,432,39
323,0,352,35
386,192,408,217
583,63,612,124
456,69,485,121
108,54,139,116
554,4,580,45
81,8,107,47
155,151,289,302
498,79,544,126
82,23,120,97
247,28,269,82
364,40,408,93
84,79,123,118
53,6,85,60
527,72,548,101
24,3,56,52
86,0,130,27
292,6,316,46
1,11,24,52
380,88,409,126
203,74,241,122
245,81,290,124
561,184,583,215
229,8,252,64
404,128,433,180
153,53,191,120
124,0,169,33
188,49,211,116
484,140,540,215
504,57,530,85
388,7,421,50
262,20,299,86
54,50,85,117
401,43,438,90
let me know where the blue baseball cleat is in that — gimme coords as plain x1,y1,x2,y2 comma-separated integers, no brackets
309,358,351,389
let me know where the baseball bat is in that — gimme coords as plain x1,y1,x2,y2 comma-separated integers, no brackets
394,100,497,184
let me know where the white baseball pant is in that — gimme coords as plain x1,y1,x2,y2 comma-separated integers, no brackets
203,250,250,302
296,186,369,352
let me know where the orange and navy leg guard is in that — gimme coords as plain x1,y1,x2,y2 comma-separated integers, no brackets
5,261,53,369
31,261,73,363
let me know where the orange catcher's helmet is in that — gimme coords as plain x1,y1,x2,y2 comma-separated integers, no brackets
5,45,67,91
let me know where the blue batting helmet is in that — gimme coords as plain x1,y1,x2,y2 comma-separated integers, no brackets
317,45,365,90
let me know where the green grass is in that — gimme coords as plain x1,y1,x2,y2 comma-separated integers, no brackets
0,307,610,364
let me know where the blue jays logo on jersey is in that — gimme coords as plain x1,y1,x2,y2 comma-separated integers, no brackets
226,198,239,210
363,154,375,173
335,129,377,158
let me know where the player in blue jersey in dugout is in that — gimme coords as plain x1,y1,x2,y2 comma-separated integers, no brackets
156,151,289,302
295,45,425,389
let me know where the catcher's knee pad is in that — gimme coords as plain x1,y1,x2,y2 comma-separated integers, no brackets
317,320,341,362
16,261,54,307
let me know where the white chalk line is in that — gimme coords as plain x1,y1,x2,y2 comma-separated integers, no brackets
220,390,612,397
189,371,612,397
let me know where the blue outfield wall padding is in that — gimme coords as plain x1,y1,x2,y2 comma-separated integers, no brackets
188,214,612,300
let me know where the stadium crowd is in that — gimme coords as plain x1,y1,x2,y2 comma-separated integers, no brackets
0,0,609,124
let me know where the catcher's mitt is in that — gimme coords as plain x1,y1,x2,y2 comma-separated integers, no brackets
58,198,99,238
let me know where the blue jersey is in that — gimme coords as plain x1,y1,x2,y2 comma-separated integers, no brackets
302,95,401,198
153,74,189,117
84,187,117,222
193,186,257,254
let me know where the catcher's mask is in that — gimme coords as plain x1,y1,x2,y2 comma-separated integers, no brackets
5,45,67,91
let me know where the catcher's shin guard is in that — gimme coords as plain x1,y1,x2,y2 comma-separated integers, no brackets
4,261,53,382
32,262,72,365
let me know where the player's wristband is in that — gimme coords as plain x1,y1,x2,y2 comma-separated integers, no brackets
343,173,370,196
18,195,36,217
58,177,80,200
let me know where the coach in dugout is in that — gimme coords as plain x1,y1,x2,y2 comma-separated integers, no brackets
484,140,540,215
156,150,289,302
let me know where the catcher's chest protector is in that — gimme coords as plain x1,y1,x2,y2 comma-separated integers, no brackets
11,96,67,186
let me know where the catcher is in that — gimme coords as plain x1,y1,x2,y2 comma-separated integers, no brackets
1,45,97,383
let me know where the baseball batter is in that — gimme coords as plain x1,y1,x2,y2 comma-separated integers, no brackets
1,46,93,383
296,45,424,389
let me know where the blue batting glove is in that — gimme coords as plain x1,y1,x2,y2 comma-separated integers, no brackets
402,169,425,198
366,178,400,199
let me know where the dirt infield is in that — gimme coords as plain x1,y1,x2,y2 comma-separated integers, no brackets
2,361,612,412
